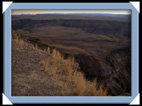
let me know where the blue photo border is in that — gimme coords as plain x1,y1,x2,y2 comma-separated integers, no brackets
3,3,139,104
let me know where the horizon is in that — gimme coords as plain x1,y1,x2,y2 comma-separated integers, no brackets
12,10,131,15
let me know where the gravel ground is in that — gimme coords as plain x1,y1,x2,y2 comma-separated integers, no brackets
12,40,57,96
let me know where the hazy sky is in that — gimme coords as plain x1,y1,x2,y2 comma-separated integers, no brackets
12,10,131,15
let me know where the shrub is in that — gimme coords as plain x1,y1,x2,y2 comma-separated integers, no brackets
47,47,50,54
38,49,108,96
50,58,58,65
18,39,24,49
12,30,17,39
35,44,38,50
56,51,62,60
44,48,46,52
40,60,45,66
52,49,57,57
49,67,57,77
43,59,49,72
89,79,97,96
73,74,87,96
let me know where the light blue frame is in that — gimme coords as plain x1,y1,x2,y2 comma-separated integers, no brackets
3,3,139,104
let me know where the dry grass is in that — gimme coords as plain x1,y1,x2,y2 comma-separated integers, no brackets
97,85,108,96
39,60,45,66
56,51,62,60
73,74,87,96
12,31,30,49
12,30,18,39
38,47,108,96
47,47,50,54
89,79,97,96
44,59,49,72
52,49,57,57
50,58,58,65
12,35,108,96
35,44,38,50
49,67,57,77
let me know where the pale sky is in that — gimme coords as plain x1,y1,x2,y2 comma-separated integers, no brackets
12,10,131,15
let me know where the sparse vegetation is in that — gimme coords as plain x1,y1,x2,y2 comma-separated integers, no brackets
12,13,131,96
37,44,107,96
39,60,45,66
47,47,50,54
12,29,108,96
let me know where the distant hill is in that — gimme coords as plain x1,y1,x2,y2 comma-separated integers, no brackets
12,13,131,23
12,19,131,37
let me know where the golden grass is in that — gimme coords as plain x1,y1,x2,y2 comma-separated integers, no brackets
39,61,45,66
44,48,46,53
97,85,107,96
35,44,38,50
50,58,58,65
89,79,97,96
54,80,63,90
47,47,50,54
12,34,107,96
52,49,57,57
14,38,24,49
25,41,28,47
41,59,49,72
70,57,74,67
73,74,87,96
49,67,57,77
38,47,107,96
56,51,62,59
67,65,73,80
12,30,18,39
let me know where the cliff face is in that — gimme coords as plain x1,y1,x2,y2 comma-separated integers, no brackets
75,54,113,78
105,47,131,96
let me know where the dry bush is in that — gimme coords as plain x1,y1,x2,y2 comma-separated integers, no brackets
47,47,50,54
43,48,46,53
42,59,49,72
87,78,107,96
52,49,57,57
12,33,17,39
54,80,63,90
73,74,87,96
71,57,74,67
56,51,62,60
18,39,24,49
50,58,58,65
38,48,108,96
35,44,38,50
49,67,57,77
14,37,24,48
31,43,40,50
96,85,107,96
15,38,19,45
64,59,70,66
12,30,18,39
39,60,45,66
66,65,73,80
24,41,28,47
88,79,97,96
31,44,35,49
66,56,74,67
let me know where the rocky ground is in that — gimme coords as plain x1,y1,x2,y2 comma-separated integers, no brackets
12,39,56,96
12,38,107,96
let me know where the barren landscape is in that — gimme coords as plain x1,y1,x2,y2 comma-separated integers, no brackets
12,13,131,96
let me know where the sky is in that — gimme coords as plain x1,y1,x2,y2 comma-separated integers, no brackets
12,10,131,15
